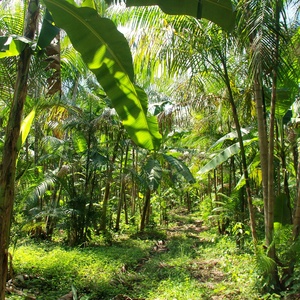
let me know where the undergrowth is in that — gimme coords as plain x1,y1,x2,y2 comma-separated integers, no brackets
7,213,265,299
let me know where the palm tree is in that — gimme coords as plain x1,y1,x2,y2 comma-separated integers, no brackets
237,0,299,290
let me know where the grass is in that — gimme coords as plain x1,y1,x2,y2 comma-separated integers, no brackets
9,239,152,299
7,212,261,300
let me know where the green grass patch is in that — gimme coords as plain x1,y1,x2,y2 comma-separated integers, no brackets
7,218,262,300
10,239,152,299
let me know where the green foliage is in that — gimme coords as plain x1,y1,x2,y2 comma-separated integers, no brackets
17,109,36,151
143,158,162,191
0,35,28,58
274,194,292,225
44,0,162,150
11,239,152,299
254,245,279,294
10,215,261,299
1,0,299,298
163,153,196,184
36,9,60,49
197,138,258,177
126,0,236,32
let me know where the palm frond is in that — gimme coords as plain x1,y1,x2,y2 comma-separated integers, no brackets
0,2,24,35
238,0,293,81
25,176,57,210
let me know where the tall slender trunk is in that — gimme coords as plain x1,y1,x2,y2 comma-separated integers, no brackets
266,66,277,262
293,143,300,239
130,147,138,223
0,2,39,299
82,119,93,242
266,0,281,290
220,54,257,242
115,142,129,231
100,131,122,231
115,149,124,231
140,188,151,232
280,128,292,223
254,74,269,230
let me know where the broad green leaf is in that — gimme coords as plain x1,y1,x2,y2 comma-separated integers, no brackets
134,85,162,142
81,0,96,9
275,88,297,119
197,138,257,176
72,132,87,153
209,128,250,150
144,158,162,191
37,9,60,49
126,0,236,32
274,193,292,225
90,151,108,166
0,35,29,58
163,154,195,183
17,109,36,151
44,0,161,150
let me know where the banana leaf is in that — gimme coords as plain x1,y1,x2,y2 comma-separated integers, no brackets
198,138,258,176
144,158,162,191
209,128,250,150
44,0,161,150
126,0,236,32
0,35,30,58
163,154,195,183
37,9,60,49
16,108,36,151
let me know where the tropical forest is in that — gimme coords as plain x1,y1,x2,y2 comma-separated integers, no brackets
0,0,300,299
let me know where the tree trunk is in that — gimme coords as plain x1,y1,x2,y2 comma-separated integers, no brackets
100,131,121,231
277,122,292,224
254,74,269,228
140,188,151,232
267,1,282,290
115,149,125,231
265,67,279,285
0,1,39,299
221,55,257,242
130,147,138,223
293,143,300,239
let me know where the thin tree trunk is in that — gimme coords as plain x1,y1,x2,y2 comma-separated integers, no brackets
278,122,292,224
266,67,276,256
266,0,281,289
130,147,138,223
140,188,151,232
221,55,257,242
84,173,97,241
100,131,121,231
82,120,93,242
254,73,269,229
293,142,300,239
0,2,39,298
115,147,125,231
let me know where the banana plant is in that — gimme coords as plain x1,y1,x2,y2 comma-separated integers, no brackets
139,150,195,230
43,0,162,151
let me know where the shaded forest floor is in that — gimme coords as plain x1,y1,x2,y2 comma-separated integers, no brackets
7,211,264,299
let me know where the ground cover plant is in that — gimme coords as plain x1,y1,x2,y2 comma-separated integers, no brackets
6,211,261,300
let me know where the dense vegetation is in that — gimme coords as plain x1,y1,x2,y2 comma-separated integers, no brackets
0,0,300,299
